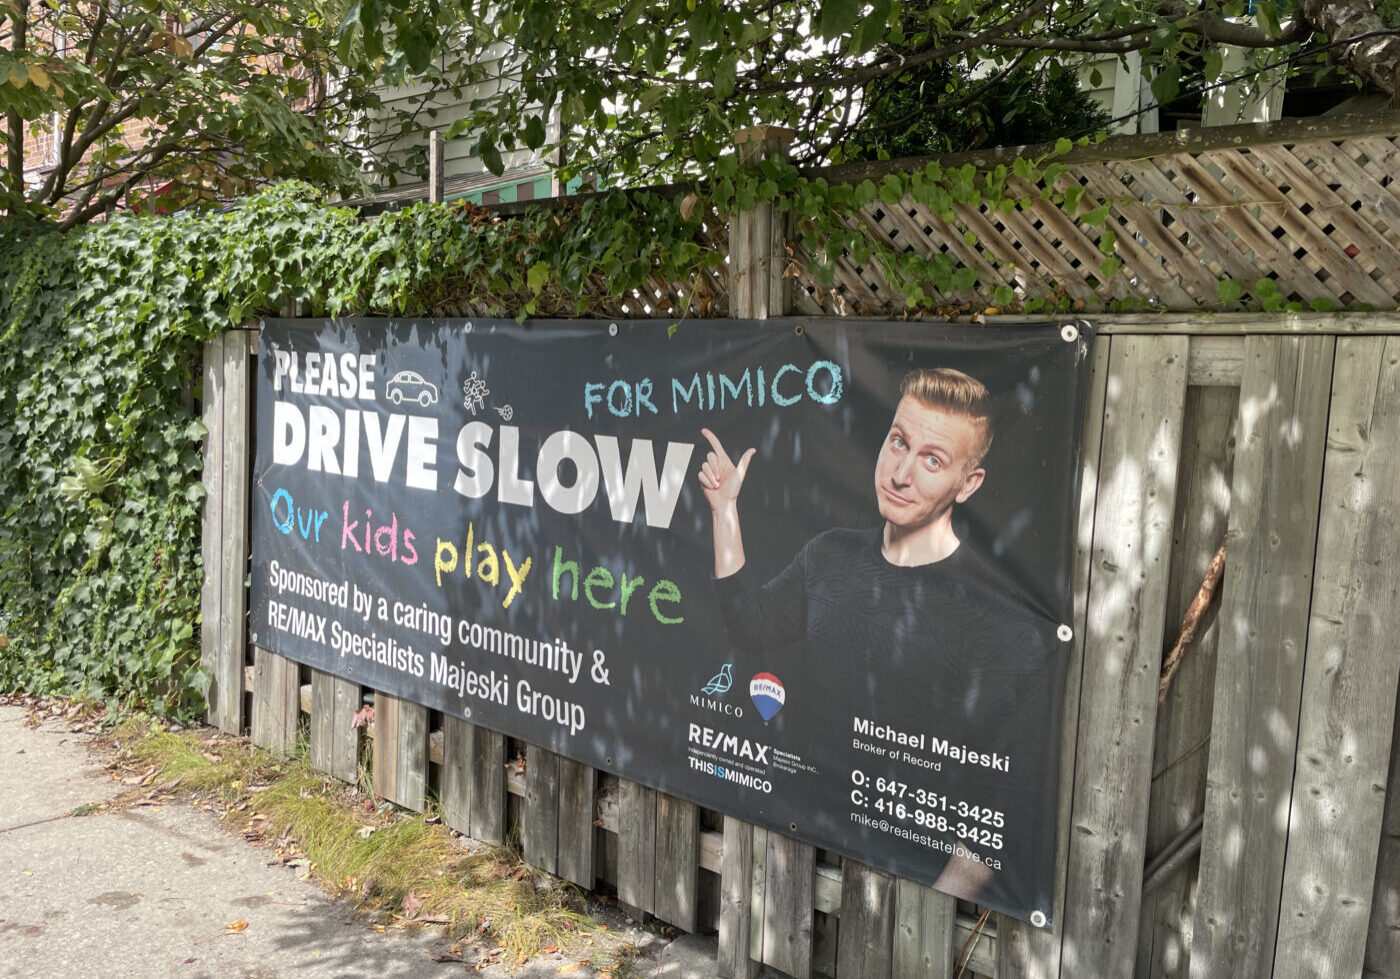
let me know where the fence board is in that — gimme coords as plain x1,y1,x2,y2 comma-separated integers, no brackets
617,779,657,918
371,692,427,810
310,669,360,783
1060,334,1189,978
213,332,252,734
251,646,300,754
556,758,597,889
469,726,506,843
655,794,699,931
893,878,955,979
1189,335,1334,979
997,336,1111,979
1274,336,1400,979
1366,692,1400,978
523,744,561,875
719,817,760,979
836,861,895,979
749,825,769,964
763,833,815,978
440,714,473,834
1136,383,1239,979
200,337,229,731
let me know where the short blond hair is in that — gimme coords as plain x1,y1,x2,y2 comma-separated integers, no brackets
899,367,994,468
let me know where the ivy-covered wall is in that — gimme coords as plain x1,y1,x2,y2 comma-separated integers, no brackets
0,183,712,716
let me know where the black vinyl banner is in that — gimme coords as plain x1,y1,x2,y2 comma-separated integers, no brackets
250,317,1093,926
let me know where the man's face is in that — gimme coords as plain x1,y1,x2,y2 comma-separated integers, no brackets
874,397,986,531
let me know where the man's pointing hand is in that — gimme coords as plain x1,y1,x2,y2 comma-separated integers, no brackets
698,427,756,513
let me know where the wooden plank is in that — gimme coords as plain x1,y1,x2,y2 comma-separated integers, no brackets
523,744,561,875
214,331,251,735
556,758,597,889
1135,384,1239,979
616,779,657,918
440,714,473,835
371,692,427,811
996,337,1111,978
469,727,506,843
749,825,768,963
762,833,815,978
250,646,300,754
396,700,427,811
1273,336,1400,979
310,669,360,783
1188,336,1244,386
1367,836,1400,978
654,794,700,931
836,861,896,979
719,817,760,979
893,878,955,979
371,693,398,802
1366,693,1400,978
1188,335,1334,979
972,311,1400,336
200,336,226,729
1059,334,1189,978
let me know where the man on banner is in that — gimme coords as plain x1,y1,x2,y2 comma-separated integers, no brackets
698,366,1054,909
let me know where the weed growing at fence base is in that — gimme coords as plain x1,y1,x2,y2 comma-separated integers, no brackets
99,716,626,971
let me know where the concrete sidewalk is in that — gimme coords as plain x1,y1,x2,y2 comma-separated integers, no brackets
0,704,723,979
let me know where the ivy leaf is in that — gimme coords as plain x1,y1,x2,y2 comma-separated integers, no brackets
817,0,862,39
480,140,504,176
1099,256,1121,278
713,57,737,100
528,261,551,292
1217,279,1243,304
1150,65,1181,105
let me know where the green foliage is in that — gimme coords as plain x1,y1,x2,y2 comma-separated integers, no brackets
0,0,462,227
0,181,718,715
835,63,1114,162
343,0,1400,186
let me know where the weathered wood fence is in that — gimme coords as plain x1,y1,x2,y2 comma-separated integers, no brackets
201,115,1400,978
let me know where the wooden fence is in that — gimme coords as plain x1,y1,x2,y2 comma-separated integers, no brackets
200,117,1400,979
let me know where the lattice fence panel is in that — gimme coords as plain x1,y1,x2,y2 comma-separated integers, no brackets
789,132,1400,316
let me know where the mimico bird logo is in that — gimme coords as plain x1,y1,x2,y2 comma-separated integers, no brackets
749,673,785,721
701,664,733,696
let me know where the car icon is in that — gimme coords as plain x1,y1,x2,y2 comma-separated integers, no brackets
386,371,439,407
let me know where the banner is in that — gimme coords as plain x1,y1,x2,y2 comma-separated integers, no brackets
249,317,1093,926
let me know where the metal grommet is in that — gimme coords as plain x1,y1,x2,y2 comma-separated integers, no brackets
464,321,474,333
1060,323,1079,343
1057,624,1073,642
789,822,798,832
462,707,472,719
608,322,619,336
794,324,805,335
1031,910,1048,928
605,757,613,766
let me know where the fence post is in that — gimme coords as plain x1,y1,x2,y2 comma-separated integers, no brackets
200,329,254,735
716,124,811,979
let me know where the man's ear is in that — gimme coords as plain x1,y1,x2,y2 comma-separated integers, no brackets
955,467,985,504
